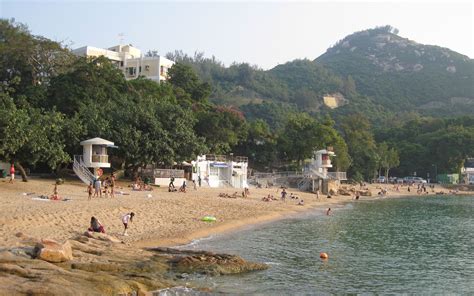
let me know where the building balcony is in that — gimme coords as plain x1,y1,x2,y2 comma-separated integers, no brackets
92,155,108,163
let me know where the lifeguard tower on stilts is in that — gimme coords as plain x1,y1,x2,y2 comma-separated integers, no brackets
73,137,115,184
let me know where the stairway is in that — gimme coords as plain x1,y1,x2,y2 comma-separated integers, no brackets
73,155,95,185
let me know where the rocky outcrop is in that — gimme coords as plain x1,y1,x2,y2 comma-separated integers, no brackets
152,247,268,276
0,234,268,295
34,239,73,263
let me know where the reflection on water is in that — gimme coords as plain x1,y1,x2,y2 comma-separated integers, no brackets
182,196,474,294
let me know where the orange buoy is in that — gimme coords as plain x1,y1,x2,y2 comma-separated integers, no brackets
320,252,329,259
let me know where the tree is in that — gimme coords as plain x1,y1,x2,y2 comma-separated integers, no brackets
167,63,211,103
377,142,400,179
0,19,74,98
195,105,248,154
277,113,350,170
0,88,70,181
234,119,277,170
341,114,378,180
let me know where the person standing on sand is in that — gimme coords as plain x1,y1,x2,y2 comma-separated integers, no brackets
87,182,93,200
316,189,320,199
9,163,15,183
169,176,175,189
110,173,116,198
122,212,135,236
281,188,287,201
93,178,102,198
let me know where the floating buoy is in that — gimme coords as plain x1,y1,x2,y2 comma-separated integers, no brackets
320,252,329,259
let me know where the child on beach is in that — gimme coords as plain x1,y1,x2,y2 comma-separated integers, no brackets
9,163,15,183
87,182,93,200
122,212,135,236
88,216,105,233
51,184,60,200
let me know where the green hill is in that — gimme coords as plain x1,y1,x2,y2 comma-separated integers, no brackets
167,26,474,122
316,25,474,116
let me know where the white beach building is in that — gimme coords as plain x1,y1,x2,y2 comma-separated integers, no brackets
72,44,174,83
73,137,115,184
193,155,249,188
461,158,474,184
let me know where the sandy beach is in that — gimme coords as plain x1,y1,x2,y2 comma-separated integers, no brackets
0,177,460,249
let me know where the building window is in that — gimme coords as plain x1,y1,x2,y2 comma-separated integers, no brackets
128,67,136,76
139,66,142,73
120,61,124,67
145,65,150,71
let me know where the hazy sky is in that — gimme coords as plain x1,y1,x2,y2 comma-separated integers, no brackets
1,1,473,69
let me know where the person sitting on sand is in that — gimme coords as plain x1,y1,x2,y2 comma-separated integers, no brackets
298,199,304,206
50,184,61,200
88,216,105,233
179,180,187,193
169,185,177,192
122,212,135,236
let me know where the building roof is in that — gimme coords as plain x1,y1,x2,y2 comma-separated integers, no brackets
80,137,114,146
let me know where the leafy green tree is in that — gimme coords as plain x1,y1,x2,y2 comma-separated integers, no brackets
376,142,400,179
0,19,74,102
234,119,277,170
0,88,70,181
195,105,248,154
167,63,211,103
341,114,378,180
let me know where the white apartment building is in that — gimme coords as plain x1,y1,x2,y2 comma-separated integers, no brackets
72,44,174,82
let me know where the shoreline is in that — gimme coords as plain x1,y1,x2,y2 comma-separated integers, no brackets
135,187,456,249
1,178,471,251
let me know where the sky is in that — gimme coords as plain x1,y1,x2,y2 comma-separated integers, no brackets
1,0,473,69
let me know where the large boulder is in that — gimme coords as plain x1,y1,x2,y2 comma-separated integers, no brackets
34,239,73,263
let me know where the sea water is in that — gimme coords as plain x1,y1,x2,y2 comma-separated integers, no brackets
180,195,474,294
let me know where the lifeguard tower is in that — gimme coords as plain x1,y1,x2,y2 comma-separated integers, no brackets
73,137,114,184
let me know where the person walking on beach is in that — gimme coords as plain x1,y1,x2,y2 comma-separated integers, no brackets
169,176,175,189
9,163,15,184
122,212,135,236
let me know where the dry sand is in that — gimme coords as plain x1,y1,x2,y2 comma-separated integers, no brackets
0,178,458,249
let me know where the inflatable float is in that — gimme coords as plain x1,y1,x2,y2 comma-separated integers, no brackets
201,216,217,222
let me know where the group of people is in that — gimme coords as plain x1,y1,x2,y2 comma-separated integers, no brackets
169,176,200,193
88,173,116,200
131,176,153,191
88,212,135,236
